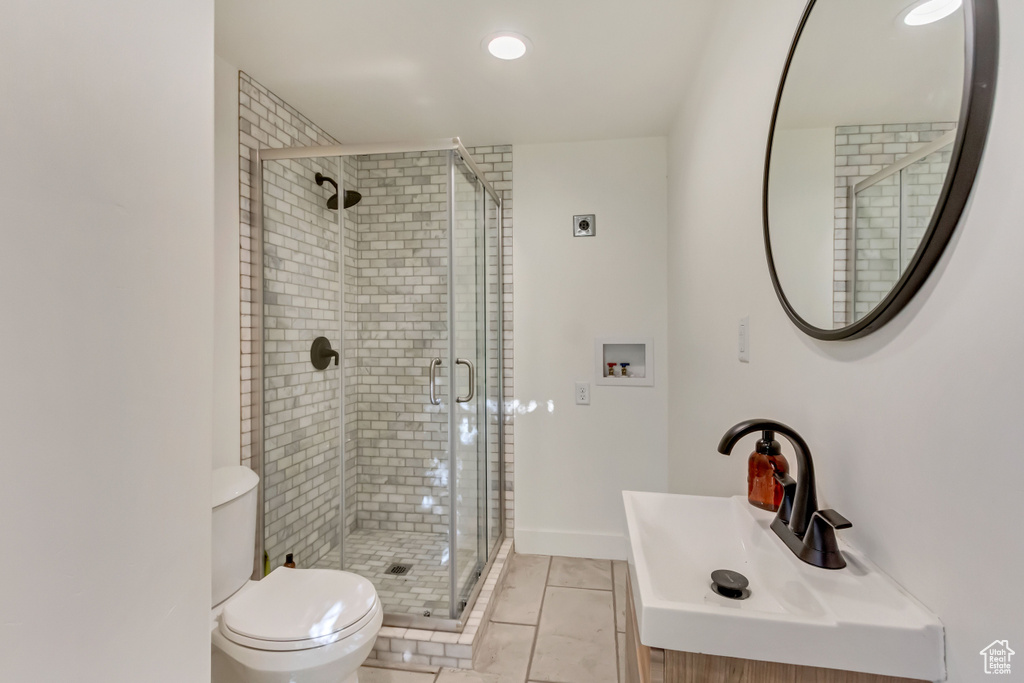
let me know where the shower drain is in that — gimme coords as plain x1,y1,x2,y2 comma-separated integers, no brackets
385,563,412,576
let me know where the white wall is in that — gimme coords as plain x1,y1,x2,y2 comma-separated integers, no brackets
215,55,242,469
666,2,1024,681
0,2,214,681
514,138,669,560
768,127,835,327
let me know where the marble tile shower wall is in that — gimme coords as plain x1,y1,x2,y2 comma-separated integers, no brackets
238,72,356,570
238,71,342,469
899,147,953,270
261,157,343,568
237,72,516,566
832,121,954,326
352,150,452,533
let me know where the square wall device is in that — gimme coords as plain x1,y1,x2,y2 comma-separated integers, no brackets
573,214,596,237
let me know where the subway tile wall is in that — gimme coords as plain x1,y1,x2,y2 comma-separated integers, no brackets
351,151,452,534
237,72,515,574
832,122,954,326
238,73,351,569
260,155,342,569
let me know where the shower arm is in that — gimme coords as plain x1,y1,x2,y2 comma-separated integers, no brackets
315,172,338,192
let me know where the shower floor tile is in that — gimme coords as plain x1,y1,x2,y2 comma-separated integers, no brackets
312,529,479,618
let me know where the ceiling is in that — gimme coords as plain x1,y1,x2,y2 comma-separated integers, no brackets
215,0,722,147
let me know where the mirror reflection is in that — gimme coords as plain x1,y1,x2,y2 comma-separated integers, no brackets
767,0,964,330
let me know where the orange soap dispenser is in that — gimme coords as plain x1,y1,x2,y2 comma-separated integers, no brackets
747,431,789,512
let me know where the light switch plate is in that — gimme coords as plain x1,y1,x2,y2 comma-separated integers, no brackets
573,214,596,237
738,316,750,363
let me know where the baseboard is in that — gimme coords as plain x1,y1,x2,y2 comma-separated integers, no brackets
514,528,628,560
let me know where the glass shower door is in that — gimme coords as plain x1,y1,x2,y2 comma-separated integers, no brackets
449,152,488,616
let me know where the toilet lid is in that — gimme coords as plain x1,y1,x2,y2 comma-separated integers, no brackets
221,567,378,651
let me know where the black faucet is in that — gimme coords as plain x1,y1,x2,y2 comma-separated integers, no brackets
718,419,851,570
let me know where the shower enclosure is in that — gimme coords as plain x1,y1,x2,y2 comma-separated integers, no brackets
847,128,955,323
253,138,504,628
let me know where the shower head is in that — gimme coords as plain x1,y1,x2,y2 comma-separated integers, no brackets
314,172,361,210
343,190,362,209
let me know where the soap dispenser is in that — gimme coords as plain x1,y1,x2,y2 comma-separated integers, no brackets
747,431,789,512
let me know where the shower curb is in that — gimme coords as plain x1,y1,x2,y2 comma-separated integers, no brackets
365,537,514,669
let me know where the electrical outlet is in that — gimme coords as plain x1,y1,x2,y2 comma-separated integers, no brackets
575,382,591,405
738,316,750,363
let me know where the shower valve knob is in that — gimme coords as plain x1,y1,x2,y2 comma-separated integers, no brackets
310,337,339,370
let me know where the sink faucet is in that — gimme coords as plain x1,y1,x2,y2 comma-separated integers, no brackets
718,419,851,569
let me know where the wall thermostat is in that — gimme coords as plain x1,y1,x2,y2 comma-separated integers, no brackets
573,214,596,237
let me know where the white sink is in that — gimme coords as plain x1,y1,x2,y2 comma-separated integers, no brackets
623,491,944,681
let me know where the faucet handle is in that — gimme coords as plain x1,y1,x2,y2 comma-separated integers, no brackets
800,509,852,570
814,508,851,530
773,470,796,525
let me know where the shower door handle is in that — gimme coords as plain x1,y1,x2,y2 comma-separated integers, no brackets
429,358,442,406
456,358,475,403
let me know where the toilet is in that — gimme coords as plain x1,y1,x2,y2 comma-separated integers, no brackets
211,466,382,683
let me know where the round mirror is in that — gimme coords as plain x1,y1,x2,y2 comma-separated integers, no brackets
764,0,997,340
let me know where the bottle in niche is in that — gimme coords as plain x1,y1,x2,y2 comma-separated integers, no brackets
747,431,789,512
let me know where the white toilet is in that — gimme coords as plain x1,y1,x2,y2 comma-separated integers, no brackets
211,466,382,683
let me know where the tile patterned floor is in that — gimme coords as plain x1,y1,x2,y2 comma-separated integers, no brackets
358,553,665,683
313,529,480,617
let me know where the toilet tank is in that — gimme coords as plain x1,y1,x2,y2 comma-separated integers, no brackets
212,466,260,607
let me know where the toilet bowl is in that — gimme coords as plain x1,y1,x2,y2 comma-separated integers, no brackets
212,466,382,683
211,569,382,683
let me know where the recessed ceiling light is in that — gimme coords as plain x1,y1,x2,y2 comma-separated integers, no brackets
903,0,962,26
485,32,530,60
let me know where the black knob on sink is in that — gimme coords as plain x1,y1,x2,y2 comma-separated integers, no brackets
711,569,750,599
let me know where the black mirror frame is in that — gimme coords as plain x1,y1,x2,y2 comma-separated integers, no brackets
763,0,999,341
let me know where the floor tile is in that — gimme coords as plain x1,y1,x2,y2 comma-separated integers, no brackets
357,666,437,683
473,622,536,683
547,557,613,591
529,586,617,683
612,561,627,633
490,553,550,625
437,668,502,683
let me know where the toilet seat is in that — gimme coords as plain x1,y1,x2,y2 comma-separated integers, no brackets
220,567,378,652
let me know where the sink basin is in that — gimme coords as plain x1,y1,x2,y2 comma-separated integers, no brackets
623,491,944,681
